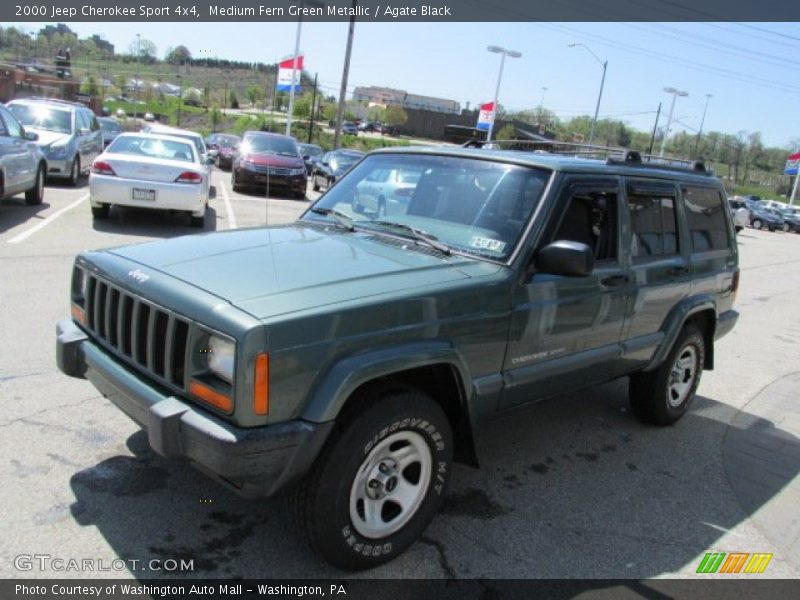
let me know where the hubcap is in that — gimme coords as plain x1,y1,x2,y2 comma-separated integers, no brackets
667,345,698,408
349,430,431,539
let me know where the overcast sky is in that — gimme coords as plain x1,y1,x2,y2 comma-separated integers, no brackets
12,20,800,148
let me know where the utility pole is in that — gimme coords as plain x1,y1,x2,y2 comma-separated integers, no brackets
334,1,357,150
648,102,661,157
308,72,318,144
693,93,712,158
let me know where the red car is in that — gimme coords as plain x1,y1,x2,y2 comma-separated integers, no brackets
231,131,307,199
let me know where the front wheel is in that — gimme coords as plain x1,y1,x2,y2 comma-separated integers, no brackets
25,164,45,205
294,390,453,570
752,219,763,230
68,156,80,187
629,324,705,426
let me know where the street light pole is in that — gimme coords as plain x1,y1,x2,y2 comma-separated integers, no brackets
693,93,712,157
568,43,607,147
659,86,688,157
285,0,325,137
486,45,521,143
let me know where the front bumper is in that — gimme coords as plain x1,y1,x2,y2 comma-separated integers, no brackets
234,166,307,192
56,319,332,498
46,156,72,178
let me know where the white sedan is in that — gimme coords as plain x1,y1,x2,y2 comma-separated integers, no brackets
89,133,210,227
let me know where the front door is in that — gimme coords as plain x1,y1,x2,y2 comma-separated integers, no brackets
500,176,628,408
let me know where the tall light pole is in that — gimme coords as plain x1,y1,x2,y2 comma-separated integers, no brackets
134,33,141,115
568,43,607,147
486,45,521,142
694,93,712,157
285,0,325,136
539,86,547,107
659,86,689,157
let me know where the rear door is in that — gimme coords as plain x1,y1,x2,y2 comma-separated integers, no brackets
500,175,629,408
620,178,690,369
0,106,33,194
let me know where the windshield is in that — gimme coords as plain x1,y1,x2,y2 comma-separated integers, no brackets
242,135,298,156
213,135,240,148
304,153,551,262
299,144,322,156
98,119,121,133
107,136,196,162
9,103,72,134
329,152,363,172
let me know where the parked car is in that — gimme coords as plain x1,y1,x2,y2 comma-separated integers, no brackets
357,121,379,133
727,197,749,233
352,165,423,217
231,131,307,199
311,149,365,193
778,208,800,233
7,97,103,186
0,103,47,205
341,121,359,136
379,123,398,136
58,146,739,570
749,206,782,231
97,117,123,148
141,124,211,166
297,143,323,175
206,133,241,170
88,132,210,227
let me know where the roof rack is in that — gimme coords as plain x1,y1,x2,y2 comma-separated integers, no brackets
462,138,715,176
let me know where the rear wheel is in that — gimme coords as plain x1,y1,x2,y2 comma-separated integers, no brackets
91,204,110,219
190,206,207,228
629,324,705,426
294,390,453,570
752,219,763,230
312,177,320,192
25,164,45,205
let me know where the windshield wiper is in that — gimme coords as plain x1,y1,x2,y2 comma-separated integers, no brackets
371,221,452,255
309,207,355,231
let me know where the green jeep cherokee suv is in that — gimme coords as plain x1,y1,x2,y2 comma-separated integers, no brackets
57,146,739,570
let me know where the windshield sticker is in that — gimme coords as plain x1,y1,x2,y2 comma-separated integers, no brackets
469,236,506,253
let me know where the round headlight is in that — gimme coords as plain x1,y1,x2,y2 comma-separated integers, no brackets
208,336,235,383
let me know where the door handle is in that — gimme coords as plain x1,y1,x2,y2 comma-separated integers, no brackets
600,274,628,287
668,266,689,277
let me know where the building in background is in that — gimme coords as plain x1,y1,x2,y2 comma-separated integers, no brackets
352,86,460,114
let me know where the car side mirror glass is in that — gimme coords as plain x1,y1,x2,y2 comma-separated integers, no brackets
24,130,38,141
303,155,310,161
79,127,91,137
534,240,595,277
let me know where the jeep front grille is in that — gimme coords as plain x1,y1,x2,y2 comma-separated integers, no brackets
83,274,190,389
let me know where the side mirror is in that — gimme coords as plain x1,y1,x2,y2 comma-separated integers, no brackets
79,127,91,137
205,156,216,165
303,155,310,161
534,240,594,277
24,130,39,142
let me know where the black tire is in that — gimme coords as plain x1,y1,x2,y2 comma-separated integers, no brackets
752,219,762,230
190,207,206,228
294,390,453,570
231,171,242,193
735,226,743,233
68,156,80,187
25,164,45,205
91,204,110,219
629,324,705,426
312,177,320,192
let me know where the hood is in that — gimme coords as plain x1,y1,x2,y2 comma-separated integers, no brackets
244,153,304,168
107,223,490,319
28,129,72,148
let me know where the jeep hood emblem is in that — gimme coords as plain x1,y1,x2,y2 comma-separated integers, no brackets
128,269,150,283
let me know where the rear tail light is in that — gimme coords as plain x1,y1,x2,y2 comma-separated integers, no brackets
175,171,203,184
92,161,116,176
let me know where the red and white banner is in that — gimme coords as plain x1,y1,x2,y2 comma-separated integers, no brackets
277,55,304,92
476,101,495,131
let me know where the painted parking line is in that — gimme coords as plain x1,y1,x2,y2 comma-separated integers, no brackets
7,193,89,244
216,177,238,230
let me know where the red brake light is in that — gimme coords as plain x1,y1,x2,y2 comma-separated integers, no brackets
92,161,116,176
175,171,202,184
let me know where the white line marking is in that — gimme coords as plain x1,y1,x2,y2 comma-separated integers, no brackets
217,176,238,230
7,193,89,244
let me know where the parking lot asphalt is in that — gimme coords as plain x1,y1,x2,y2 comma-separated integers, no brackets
1,171,799,580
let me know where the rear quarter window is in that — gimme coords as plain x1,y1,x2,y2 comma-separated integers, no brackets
682,185,730,252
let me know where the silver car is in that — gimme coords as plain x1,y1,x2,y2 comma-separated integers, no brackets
6,98,103,186
0,104,47,205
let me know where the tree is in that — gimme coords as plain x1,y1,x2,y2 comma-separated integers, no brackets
246,85,263,107
183,89,201,107
292,93,314,120
229,90,239,109
496,123,516,140
165,45,191,65
81,75,99,97
384,105,408,126
129,37,157,62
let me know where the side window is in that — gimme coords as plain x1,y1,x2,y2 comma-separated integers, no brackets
627,180,679,259
89,113,100,131
549,179,619,263
76,110,90,132
682,186,730,252
0,106,20,138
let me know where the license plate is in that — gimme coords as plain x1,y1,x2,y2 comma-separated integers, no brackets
132,188,156,201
